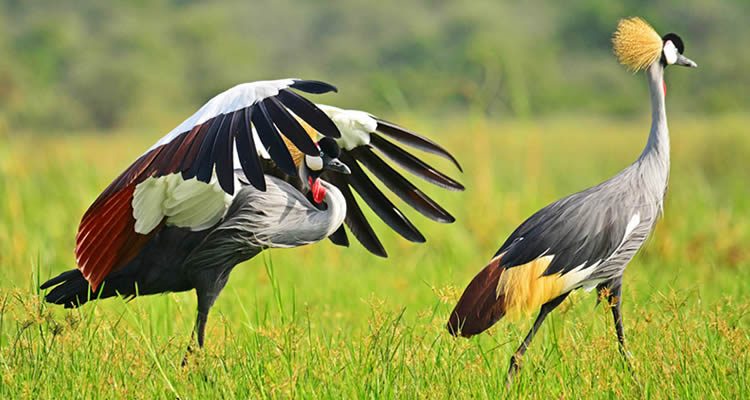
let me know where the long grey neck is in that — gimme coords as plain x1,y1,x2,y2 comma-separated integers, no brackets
627,61,670,212
320,180,347,236
639,62,670,165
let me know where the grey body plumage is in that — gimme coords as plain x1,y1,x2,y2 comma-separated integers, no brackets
503,62,669,289
487,62,669,302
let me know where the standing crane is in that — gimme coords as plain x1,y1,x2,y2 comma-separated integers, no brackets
446,17,697,380
41,79,463,350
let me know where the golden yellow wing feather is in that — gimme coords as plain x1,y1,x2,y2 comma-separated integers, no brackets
282,117,320,167
496,255,567,320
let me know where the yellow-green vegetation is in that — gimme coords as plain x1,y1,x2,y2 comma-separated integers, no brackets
1,113,748,399
2,0,749,132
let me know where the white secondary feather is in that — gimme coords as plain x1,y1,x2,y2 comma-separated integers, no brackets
561,261,602,293
563,213,642,293
622,213,641,243
133,173,234,234
316,104,376,150
146,79,297,153
131,177,168,234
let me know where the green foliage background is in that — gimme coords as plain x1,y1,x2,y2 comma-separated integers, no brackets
1,0,748,133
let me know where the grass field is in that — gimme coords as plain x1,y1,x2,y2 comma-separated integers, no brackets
0,114,748,399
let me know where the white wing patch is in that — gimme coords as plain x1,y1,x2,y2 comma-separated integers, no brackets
133,174,234,234
561,213,642,292
316,104,376,150
622,213,641,244
563,261,606,293
131,177,168,234
561,261,595,293
147,79,297,153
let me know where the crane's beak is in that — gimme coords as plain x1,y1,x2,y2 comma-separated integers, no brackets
324,157,351,174
675,54,697,68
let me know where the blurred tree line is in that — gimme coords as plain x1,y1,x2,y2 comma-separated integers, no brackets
0,0,747,133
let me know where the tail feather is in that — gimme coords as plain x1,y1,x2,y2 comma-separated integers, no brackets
39,269,81,290
41,269,137,308
448,254,568,338
447,256,507,337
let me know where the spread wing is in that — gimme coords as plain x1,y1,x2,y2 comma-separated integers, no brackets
316,105,464,257
76,79,340,290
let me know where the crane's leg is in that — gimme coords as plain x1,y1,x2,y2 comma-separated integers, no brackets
182,272,229,366
182,293,218,366
597,279,629,357
606,282,633,364
506,292,570,384
194,297,213,348
609,286,626,353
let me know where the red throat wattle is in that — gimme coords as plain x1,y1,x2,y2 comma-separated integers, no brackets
663,81,667,96
309,177,326,204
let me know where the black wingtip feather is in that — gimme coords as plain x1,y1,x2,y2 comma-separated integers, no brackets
213,113,236,194
369,133,465,192
264,97,319,155
182,118,216,181
341,152,426,243
328,173,388,257
352,147,455,223
277,89,341,138
290,79,338,94
375,119,463,172
253,101,298,177
236,107,267,191
195,114,226,183
328,224,350,247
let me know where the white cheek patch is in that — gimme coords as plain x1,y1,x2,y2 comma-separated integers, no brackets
663,40,679,65
305,154,324,171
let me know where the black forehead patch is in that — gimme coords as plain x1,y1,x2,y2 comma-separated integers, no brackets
318,137,341,157
662,33,684,54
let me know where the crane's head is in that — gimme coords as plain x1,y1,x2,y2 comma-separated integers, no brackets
303,137,350,204
613,17,697,72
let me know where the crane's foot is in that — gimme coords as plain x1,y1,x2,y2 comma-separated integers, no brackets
181,344,195,367
616,342,634,368
619,347,633,361
505,354,522,388
618,346,643,389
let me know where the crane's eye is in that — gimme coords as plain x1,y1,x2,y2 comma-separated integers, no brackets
663,40,679,65
305,154,324,171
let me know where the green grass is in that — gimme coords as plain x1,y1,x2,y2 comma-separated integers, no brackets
1,114,748,399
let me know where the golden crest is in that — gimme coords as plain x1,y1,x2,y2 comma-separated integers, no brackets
612,17,663,71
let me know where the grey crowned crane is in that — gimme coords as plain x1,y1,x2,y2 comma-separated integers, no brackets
446,17,697,380
41,79,463,349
